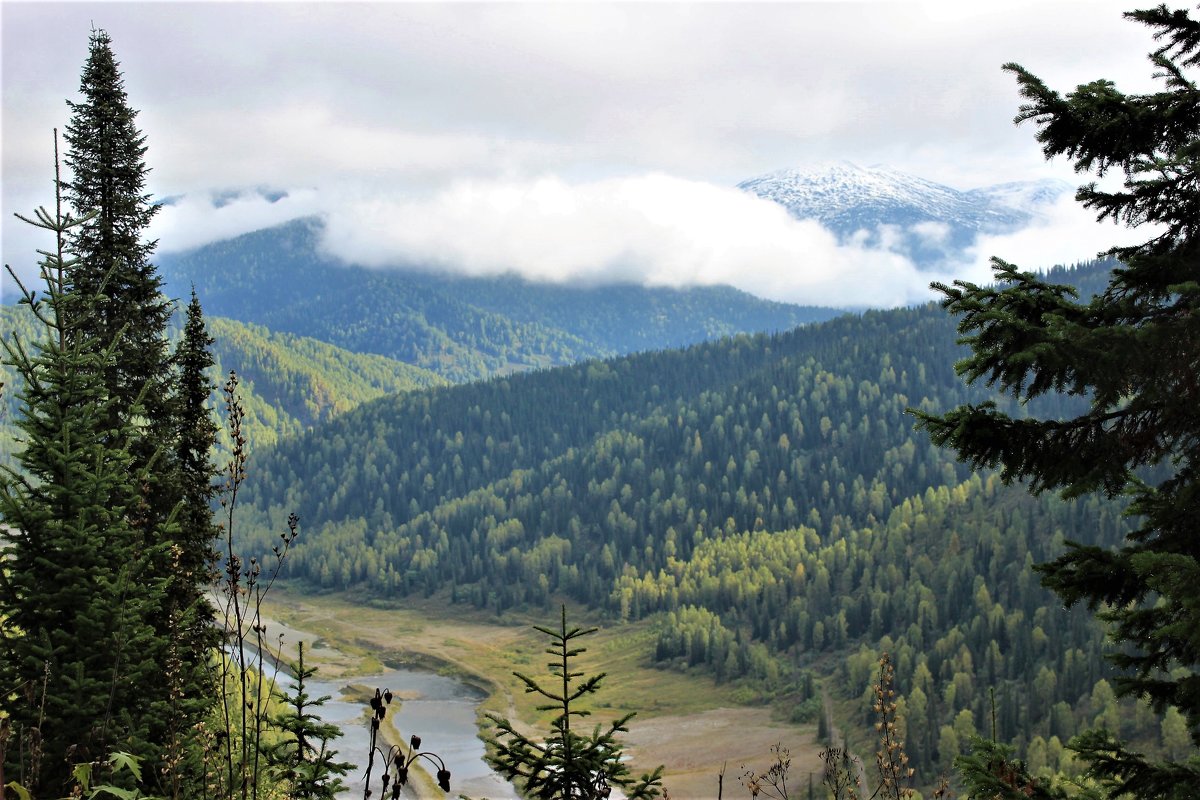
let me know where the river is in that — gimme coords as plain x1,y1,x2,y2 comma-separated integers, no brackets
246,608,520,800
296,666,520,799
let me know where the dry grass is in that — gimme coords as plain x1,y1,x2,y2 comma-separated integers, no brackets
625,708,825,799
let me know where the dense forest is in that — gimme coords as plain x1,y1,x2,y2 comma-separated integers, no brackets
157,217,841,382
226,259,1169,784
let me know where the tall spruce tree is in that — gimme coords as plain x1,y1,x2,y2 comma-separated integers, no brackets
63,31,174,504
63,26,171,423
0,139,168,797
916,5,1200,797
62,26,178,513
59,27,218,789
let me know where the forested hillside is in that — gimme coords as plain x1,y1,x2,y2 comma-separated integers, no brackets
233,259,1156,784
156,217,841,382
0,305,444,462
205,317,444,448
240,265,1095,568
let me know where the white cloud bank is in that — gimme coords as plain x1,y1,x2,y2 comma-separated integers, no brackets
133,174,1158,312
321,175,1152,308
149,189,326,255
316,175,957,308
965,192,1153,276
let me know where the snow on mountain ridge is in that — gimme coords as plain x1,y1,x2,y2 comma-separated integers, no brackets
743,161,964,213
737,162,1073,269
736,161,1059,233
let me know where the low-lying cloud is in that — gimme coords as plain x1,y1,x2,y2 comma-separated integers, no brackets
317,174,948,308
315,175,1146,308
79,173,1156,312
151,188,325,254
964,191,1152,276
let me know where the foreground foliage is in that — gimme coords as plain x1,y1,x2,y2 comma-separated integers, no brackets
917,4,1200,796
64,29,221,788
0,142,166,797
0,31,352,800
0,28,224,796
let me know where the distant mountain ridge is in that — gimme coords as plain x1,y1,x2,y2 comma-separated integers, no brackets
156,217,842,383
87,162,1076,387
738,161,1071,265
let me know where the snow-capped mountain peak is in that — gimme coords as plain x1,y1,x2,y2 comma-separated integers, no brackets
737,162,1072,268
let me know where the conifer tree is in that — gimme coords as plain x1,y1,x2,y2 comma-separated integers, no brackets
485,607,663,800
161,289,221,794
916,6,1200,796
62,27,177,519
264,643,352,800
57,26,217,787
174,289,219,590
63,26,171,427
0,138,168,796
61,31,176,525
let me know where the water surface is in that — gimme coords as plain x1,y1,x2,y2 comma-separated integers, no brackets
283,665,520,799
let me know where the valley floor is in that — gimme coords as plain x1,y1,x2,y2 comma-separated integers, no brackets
258,588,822,799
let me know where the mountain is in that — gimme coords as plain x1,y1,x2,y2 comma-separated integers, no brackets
0,306,444,464
204,317,445,452
156,218,843,383
233,259,1147,786
738,161,1071,266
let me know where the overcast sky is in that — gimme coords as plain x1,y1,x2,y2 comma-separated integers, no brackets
0,1,1168,306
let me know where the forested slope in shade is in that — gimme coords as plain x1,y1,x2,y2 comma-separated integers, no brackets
156,217,842,382
0,307,444,462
